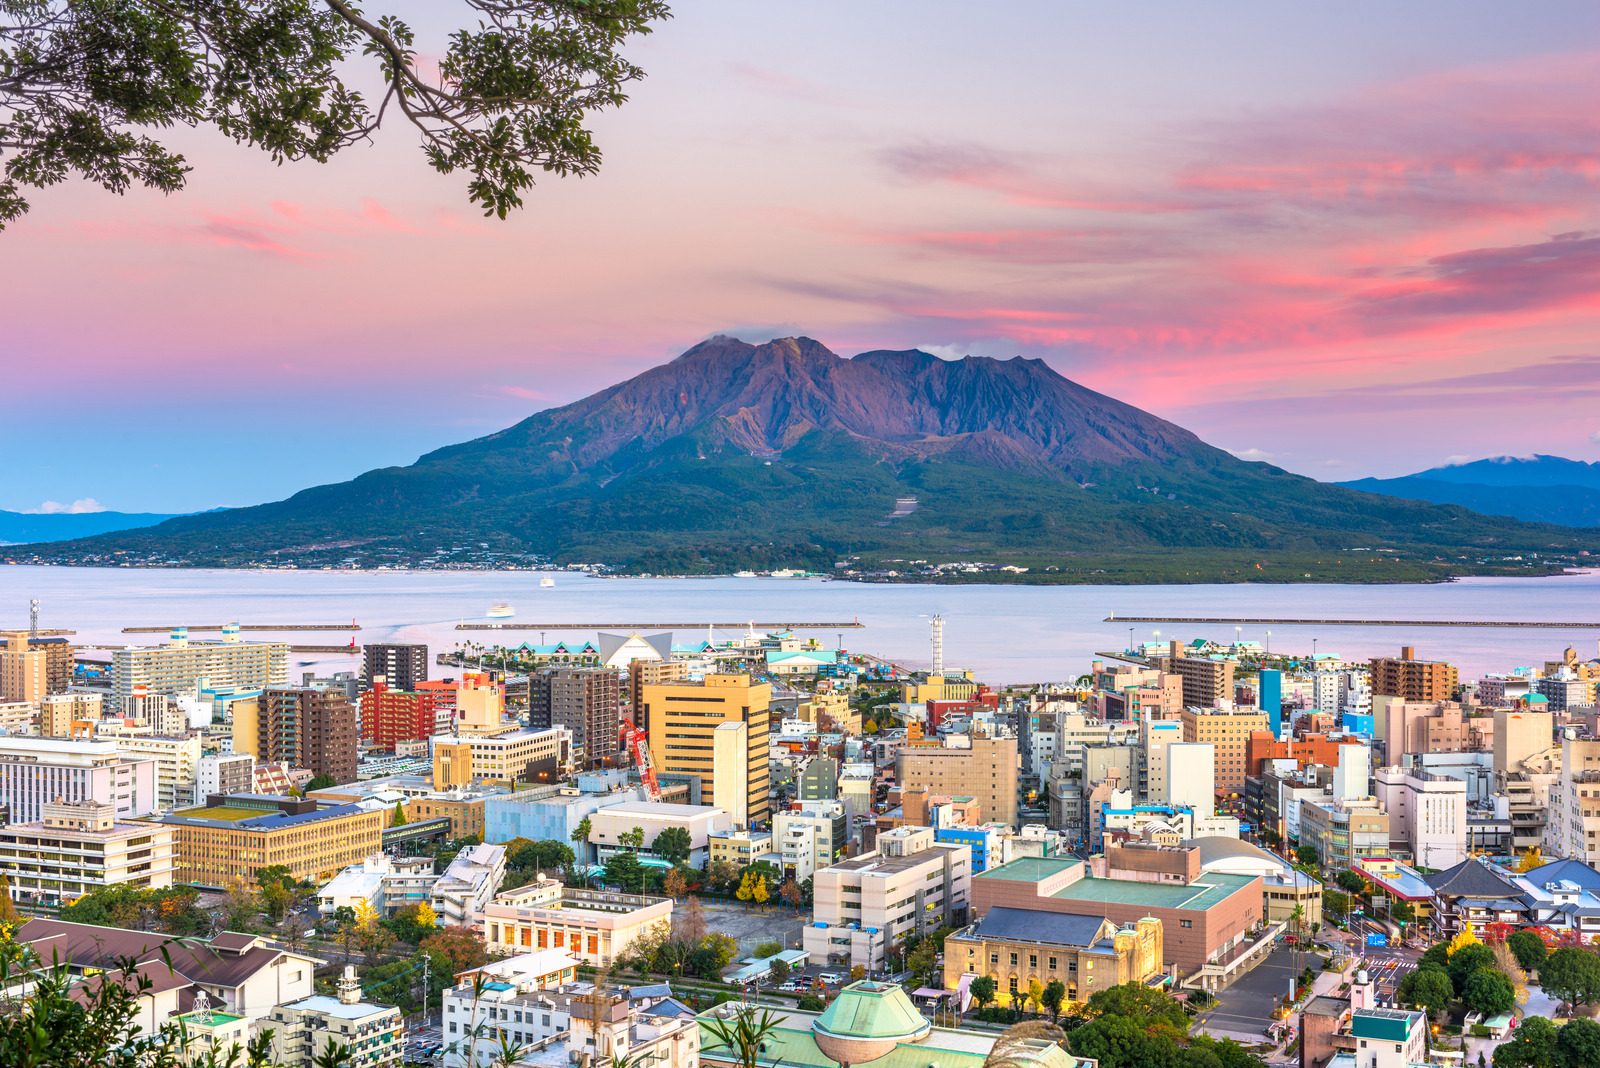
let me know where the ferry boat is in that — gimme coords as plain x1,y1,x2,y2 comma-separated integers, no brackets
487,603,516,619
540,577,556,588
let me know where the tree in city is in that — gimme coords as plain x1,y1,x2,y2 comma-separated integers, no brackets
1448,944,1497,996
619,826,647,853
662,867,688,901
651,827,691,865
1296,844,1319,866
751,872,771,909
1539,947,1600,1008
1041,979,1066,1022
1555,1018,1600,1068
1024,978,1045,1015
0,0,672,229
754,941,783,959
1463,968,1516,1017
1334,870,1365,894
391,800,408,827
222,878,262,933
707,859,740,892
387,902,439,945
572,816,592,846
1397,966,1454,1020
969,975,998,1013
770,958,792,985
1322,889,1350,923
1491,939,1531,1006
1515,847,1545,873
1448,921,1483,957
700,1004,782,1068
306,774,336,791
677,895,707,945
1507,930,1548,973
421,925,489,976
906,938,938,988
604,849,648,893
333,905,359,962
779,878,804,911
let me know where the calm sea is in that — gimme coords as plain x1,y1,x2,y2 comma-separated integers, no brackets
3,565,1599,684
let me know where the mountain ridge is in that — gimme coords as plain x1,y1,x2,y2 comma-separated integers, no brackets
24,337,1600,582
1340,454,1600,527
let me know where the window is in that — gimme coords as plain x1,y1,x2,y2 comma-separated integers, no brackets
1179,919,1193,928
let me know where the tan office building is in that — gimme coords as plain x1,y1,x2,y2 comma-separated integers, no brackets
1371,646,1458,702
1179,708,1270,792
895,733,1018,826
160,794,384,886
432,726,571,788
38,693,103,738
0,631,48,704
638,673,771,825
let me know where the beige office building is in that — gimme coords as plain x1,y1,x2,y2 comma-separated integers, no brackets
432,726,571,788
639,673,771,825
895,733,1018,826
806,826,972,969
482,875,673,966
712,721,751,827
0,799,176,905
1179,708,1270,792
1494,708,1553,775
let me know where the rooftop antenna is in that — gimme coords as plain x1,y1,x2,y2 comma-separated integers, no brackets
29,598,39,638
930,614,945,675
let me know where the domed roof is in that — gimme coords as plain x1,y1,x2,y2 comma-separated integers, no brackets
812,981,932,1064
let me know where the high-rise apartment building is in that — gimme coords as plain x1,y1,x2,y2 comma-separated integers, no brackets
253,688,359,785
529,667,621,768
1371,646,1458,702
1493,708,1553,775
197,752,255,797
895,733,1018,826
639,672,771,825
359,682,438,750
361,643,428,692
38,692,101,737
1153,643,1236,708
112,627,288,700
1178,708,1269,791
627,659,687,719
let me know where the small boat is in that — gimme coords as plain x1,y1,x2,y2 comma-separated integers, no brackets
487,603,516,619
540,577,556,588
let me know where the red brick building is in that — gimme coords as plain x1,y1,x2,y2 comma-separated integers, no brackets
360,682,438,750
1245,731,1364,778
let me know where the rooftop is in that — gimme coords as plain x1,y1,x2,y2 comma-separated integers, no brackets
979,856,1081,882
1048,871,1258,912
282,994,396,1022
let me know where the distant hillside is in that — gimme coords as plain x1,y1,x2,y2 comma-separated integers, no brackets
1341,455,1600,527
25,338,1600,582
0,509,183,545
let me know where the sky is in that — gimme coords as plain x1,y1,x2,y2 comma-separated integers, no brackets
6,2,1600,513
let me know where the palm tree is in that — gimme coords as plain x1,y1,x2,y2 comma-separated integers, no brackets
701,1005,783,1068
982,1021,1068,1068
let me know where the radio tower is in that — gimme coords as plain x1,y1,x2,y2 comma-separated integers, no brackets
28,599,39,638
930,614,945,675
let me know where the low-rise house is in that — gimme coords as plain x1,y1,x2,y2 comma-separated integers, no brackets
317,853,437,916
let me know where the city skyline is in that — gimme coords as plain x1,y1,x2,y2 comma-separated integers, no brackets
7,2,1600,512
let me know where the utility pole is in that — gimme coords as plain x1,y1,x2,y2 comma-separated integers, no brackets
421,952,430,1025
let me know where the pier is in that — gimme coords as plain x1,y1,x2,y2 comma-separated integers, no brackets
457,620,865,631
1106,615,1600,629
121,623,361,633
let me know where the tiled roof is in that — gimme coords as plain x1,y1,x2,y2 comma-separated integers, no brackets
1423,858,1517,899
967,908,1111,948
18,919,315,991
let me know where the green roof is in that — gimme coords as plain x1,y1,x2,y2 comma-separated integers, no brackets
815,982,930,1041
170,806,259,822
980,856,1081,882
1350,1009,1421,1043
703,1025,990,1068
1048,872,1259,911
176,1010,245,1028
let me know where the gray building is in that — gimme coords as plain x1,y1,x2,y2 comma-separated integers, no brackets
530,667,621,769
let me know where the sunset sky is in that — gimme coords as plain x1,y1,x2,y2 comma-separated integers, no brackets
6,2,1600,513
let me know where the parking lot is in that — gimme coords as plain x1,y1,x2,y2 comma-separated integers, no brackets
1198,946,1299,1040
697,897,806,958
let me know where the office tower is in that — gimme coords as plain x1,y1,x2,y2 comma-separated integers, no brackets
0,736,156,822
712,721,750,827
1178,708,1269,791
362,643,428,692
638,672,771,825
896,733,1019,826
1165,742,1216,817
1370,645,1458,702
1493,707,1553,775
112,627,288,700
529,667,620,768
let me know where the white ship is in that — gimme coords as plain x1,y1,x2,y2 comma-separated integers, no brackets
487,603,516,619
540,577,556,588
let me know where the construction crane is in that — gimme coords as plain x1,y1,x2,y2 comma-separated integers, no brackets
620,720,661,802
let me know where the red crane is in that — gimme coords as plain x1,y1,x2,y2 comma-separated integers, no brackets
620,720,661,802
